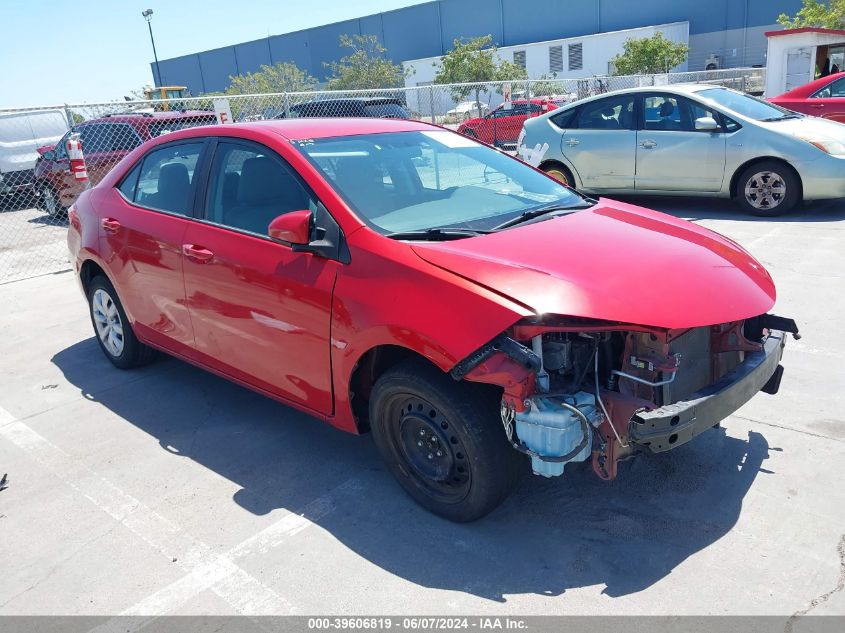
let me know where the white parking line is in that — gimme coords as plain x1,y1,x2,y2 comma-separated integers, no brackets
0,406,362,622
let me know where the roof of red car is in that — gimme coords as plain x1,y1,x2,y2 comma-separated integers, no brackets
194,117,437,140
773,71,845,98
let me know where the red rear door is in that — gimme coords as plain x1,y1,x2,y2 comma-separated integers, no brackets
100,139,206,354
181,139,339,414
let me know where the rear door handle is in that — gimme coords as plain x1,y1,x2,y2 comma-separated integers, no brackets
182,244,214,263
565,138,580,147
640,140,658,149
101,218,121,234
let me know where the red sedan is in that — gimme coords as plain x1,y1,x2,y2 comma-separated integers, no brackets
457,98,563,145
67,118,794,521
769,71,845,122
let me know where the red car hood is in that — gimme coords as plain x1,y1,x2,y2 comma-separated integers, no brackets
411,199,776,330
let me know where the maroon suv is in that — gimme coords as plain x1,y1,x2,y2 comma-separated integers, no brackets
34,110,216,216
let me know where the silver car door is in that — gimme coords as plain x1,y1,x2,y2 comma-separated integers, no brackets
560,94,636,190
635,94,727,192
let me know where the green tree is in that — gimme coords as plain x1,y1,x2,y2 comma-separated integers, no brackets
325,34,406,90
610,33,689,75
226,61,318,95
528,73,563,97
778,0,845,28
434,35,528,117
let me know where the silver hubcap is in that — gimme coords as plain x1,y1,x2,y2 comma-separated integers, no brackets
744,171,786,210
92,289,124,357
43,188,56,214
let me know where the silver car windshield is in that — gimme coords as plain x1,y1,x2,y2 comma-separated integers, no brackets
697,88,795,121
294,130,583,234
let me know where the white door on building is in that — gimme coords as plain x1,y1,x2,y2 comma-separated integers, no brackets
786,48,813,91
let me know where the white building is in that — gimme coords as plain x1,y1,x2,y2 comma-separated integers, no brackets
403,22,690,87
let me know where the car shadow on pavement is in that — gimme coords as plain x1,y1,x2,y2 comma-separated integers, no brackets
53,339,772,602
613,195,845,223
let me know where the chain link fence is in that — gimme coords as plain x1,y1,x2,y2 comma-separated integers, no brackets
0,66,763,284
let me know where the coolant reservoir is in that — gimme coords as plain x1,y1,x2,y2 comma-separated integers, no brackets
515,392,602,477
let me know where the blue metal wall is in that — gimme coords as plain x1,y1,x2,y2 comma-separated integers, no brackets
155,0,802,94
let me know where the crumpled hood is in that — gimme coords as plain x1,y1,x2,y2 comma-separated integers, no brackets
411,199,776,330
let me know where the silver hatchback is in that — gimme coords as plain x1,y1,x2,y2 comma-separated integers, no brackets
519,85,845,216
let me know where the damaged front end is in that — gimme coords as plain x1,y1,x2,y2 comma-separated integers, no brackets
452,314,799,481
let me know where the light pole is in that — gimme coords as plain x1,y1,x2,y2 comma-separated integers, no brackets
142,9,162,87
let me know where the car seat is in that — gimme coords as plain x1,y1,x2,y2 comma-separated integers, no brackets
150,162,190,213
226,157,309,235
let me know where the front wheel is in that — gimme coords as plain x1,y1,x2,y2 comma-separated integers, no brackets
736,161,800,216
369,359,524,522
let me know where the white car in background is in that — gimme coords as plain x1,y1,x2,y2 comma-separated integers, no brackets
520,84,845,216
0,109,69,201
446,101,490,121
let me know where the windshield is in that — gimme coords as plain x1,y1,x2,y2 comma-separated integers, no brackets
696,88,795,121
293,130,583,235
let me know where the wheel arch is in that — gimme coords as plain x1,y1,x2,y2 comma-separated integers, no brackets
79,259,110,296
729,156,803,201
348,344,444,434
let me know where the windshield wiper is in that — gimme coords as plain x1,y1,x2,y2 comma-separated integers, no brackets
492,202,593,231
761,113,803,122
385,227,491,241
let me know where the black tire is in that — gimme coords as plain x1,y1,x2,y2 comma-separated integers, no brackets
369,358,524,522
87,276,156,369
462,129,478,139
735,160,800,216
37,184,67,219
541,162,576,189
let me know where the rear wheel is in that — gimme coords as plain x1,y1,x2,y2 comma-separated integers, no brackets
87,276,156,369
369,359,523,522
542,162,575,188
38,184,66,218
736,161,800,216
462,129,478,139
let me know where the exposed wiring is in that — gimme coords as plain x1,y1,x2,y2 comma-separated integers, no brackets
594,340,629,449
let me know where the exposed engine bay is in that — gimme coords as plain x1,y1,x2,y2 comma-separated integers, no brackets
452,313,800,481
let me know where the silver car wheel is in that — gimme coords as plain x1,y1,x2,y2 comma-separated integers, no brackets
42,187,58,216
92,288,124,357
744,171,787,211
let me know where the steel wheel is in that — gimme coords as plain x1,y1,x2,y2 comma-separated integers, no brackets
91,288,125,358
390,395,471,503
744,171,787,211
41,186,62,217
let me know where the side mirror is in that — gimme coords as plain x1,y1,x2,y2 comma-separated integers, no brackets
695,116,720,132
268,210,312,245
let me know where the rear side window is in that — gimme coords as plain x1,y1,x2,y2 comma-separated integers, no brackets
132,142,204,215
118,163,142,200
550,108,578,129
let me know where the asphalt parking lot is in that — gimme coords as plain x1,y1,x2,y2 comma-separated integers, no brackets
0,197,843,618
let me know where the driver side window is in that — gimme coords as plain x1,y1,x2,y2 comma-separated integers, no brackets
205,142,316,236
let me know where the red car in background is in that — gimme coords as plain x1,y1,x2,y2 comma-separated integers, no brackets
34,110,216,217
67,117,793,521
769,71,845,123
457,98,565,146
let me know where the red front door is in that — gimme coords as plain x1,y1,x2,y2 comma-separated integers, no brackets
181,140,338,414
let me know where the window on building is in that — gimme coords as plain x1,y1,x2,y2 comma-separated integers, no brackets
568,43,583,71
549,45,563,73
513,50,526,69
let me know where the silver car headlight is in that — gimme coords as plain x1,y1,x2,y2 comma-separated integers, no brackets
797,135,845,157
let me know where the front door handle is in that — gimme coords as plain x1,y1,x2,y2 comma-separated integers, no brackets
101,218,121,234
640,140,658,149
182,244,214,263
565,138,580,147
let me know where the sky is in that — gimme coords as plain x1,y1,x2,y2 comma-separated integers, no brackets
0,0,427,108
